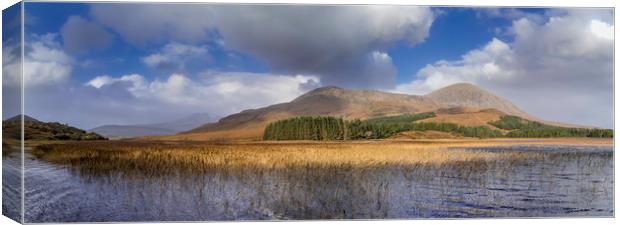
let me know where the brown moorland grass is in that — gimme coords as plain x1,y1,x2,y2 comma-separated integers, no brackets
417,109,504,129
30,138,612,177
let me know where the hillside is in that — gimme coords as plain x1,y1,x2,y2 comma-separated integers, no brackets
3,115,106,141
417,107,506,129
176,86,440,140
426,83,530,118
159,83,595,141
90,113,214,138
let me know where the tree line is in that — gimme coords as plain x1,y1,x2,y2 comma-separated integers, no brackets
263,114,613,141
263,113,500,140
489,115,613,138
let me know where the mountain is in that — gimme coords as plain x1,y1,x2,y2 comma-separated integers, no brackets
5,114,40,122
90,113,215,139
158,83,588,141
178,86,440,140
89,125,177,138
2,115,106,141
426,83,531,119
147,112,214,132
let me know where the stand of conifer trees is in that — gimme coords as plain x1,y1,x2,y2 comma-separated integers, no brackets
489,115,613,138
263,116,346,140
505,127,613,138
262,114,613,141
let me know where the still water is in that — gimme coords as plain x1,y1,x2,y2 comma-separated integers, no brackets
2,145,613,222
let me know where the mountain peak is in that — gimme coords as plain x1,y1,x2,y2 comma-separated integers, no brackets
426,83,530,118
314,85,343,91
4,114,40,123
305,86,344,95
292,86,345,102
431,82,485,93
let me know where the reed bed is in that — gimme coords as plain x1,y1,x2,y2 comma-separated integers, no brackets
29,139,610,178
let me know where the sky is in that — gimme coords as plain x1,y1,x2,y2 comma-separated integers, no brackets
1,3,614,129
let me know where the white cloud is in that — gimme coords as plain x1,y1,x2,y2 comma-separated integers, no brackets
141,42,209,70
393,38,515,95
86,74,145,90
90,4,434,89
2,40,21,87
3,33,74,87
61,15,113,53
26,34,74,86
80,72,321,127
86,75,113,88
2,5,23,119
394,9,613,128
590,20,613,40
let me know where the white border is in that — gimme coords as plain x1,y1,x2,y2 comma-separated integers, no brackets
0,0,616,225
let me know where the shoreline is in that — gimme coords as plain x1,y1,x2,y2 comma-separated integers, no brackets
116,137,614,147
14,137,614,150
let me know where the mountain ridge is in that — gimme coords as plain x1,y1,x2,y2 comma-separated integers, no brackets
5,114,40,123
155,82,591,141
90,113,215,139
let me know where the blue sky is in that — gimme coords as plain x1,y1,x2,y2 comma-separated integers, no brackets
2,3,614,129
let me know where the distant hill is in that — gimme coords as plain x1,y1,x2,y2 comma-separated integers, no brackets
5,114,40,122
88,125,176,138
146,112,214,132
3,115,106,141
90,113,214,139
148,83,597,141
